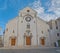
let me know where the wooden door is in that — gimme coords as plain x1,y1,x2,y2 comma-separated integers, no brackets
26,36,31,45
41,38,45,45
11,38,16,46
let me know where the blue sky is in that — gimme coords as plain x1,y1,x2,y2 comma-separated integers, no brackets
0,0,60,35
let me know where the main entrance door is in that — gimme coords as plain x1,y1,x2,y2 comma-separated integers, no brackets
11,38,16,46
26,36,31,45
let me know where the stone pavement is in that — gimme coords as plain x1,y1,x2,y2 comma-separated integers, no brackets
0,47,60,53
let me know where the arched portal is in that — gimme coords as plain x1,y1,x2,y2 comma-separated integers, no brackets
11,38,16,46
26,36,31,45
10,36,16,46
40,37,45,46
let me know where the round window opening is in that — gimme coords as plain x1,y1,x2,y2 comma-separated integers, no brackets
27,10,30,12
25,17,31,22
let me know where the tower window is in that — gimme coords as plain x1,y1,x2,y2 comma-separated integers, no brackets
56,26,58,29
48,29,49,32
55,21,58,29
55,21,57,25
57,33,59,37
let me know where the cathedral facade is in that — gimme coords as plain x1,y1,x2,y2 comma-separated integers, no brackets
4,7,51,48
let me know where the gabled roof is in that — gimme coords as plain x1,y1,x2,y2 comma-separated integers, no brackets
20,7,37,14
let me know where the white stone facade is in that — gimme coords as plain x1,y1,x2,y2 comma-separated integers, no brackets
48,18,60,47
4,7,51,48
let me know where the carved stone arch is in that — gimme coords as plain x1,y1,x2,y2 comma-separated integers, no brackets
40,37,46,46
9,36,17,46
23,14,33,19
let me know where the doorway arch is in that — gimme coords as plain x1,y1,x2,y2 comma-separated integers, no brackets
40,37,45,46
10,36,16,46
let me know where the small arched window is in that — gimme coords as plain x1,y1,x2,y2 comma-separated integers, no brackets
27,24,30,29
41,31,43,34
6,28,8,31
48,29,49,32
13,30,14,33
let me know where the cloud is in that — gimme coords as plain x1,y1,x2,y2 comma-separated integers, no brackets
29,0,60,21
29,0,44,14
29,0,46,20
48,0,60,17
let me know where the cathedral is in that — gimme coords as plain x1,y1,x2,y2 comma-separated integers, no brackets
4,7,51,48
